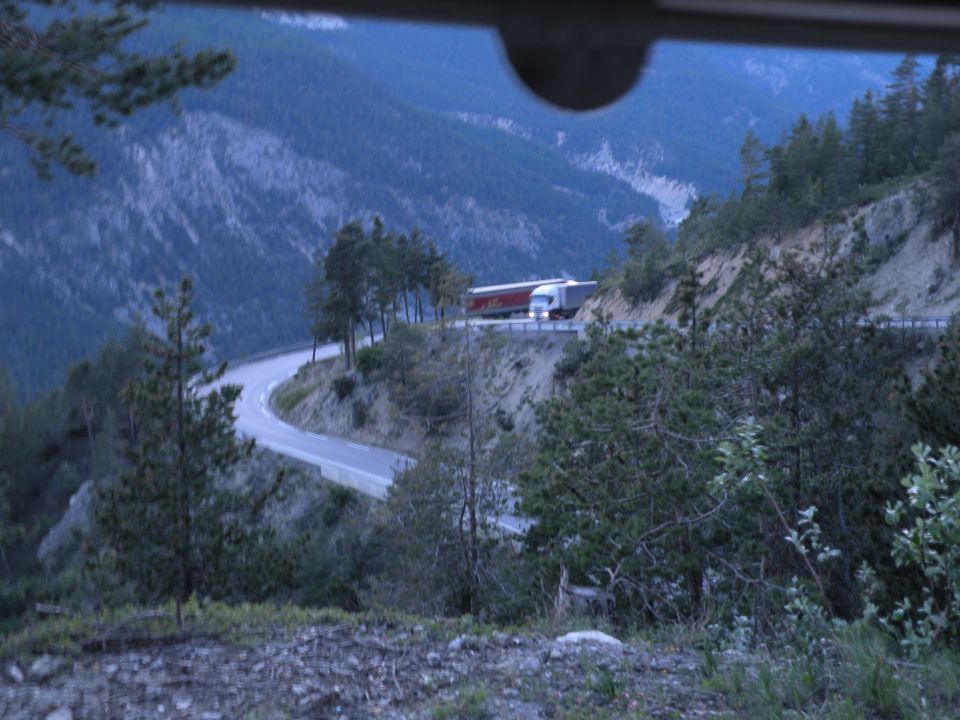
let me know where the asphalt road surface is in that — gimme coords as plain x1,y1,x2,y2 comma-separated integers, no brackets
214,342,414,500
215,338,529,533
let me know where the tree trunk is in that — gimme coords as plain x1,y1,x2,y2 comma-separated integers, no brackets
953,209,960,264
81,396,96,460
465,319,479,617
403,292,410,323
344,322,353,368
311,301,320,363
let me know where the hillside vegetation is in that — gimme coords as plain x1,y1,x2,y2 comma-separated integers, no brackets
589,55,960,326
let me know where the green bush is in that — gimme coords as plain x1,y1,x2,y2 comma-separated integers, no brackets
885,444,960,652
333,375,356,402
274,383,316,413
356,344,383,379
431,686,491,720
553,337,592,383
494,407,514,432
351,399,369,428
621,254,666,304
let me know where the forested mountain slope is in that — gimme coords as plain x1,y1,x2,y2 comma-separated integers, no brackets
0,5,909,395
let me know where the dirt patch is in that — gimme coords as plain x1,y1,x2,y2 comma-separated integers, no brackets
273,328,571,457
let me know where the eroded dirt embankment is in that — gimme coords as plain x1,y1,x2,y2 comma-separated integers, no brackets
273,328,570,457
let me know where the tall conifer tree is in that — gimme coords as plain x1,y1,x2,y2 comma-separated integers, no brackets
96,278,295,625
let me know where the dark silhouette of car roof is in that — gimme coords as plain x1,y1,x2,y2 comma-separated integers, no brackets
184,0,960,109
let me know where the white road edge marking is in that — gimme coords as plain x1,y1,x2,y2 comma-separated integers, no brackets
347,442,370,452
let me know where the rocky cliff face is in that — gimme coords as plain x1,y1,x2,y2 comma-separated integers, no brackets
580,183,960,323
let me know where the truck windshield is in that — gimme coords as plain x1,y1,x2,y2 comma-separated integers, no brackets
531,294,552,305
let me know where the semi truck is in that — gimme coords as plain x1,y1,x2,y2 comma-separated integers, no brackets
464,278,566,317
528,280,597,320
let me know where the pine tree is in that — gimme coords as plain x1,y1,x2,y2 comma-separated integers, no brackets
407,227,429,323
918,56,954,164
932,132,960,262
904,321,960,448
368,217,400,337
883,54,922,173
622,220,669,304
96,278,296,625
323,221,368,368
1,0,235,177
306,249,327,363
848,90,884,184
739,129,768,198
519,322,730,620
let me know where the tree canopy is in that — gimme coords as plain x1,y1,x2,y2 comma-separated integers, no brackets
0,0,234,177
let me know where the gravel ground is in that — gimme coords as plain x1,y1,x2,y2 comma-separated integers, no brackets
1,620,737,720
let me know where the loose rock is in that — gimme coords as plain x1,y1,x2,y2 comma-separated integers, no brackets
28,655,63,683
555,630,622,646
4,661,24,685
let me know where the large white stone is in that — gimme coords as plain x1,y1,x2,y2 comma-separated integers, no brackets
554,630,622,646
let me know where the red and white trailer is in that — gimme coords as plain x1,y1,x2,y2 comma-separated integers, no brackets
464,278,566,317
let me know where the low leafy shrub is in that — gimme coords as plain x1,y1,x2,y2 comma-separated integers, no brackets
494,407,514,432
333,375,356,402
356,345,383,379
352,399,369,428
430,686,491,720
274,383,316,414
884,444,960,653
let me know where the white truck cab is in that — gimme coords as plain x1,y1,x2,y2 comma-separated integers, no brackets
529,283,563,320
528,280,596,320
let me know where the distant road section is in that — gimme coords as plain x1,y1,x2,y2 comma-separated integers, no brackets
214,341,414,500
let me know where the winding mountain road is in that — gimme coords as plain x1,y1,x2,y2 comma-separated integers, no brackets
215,332,536,532
215,342,415,501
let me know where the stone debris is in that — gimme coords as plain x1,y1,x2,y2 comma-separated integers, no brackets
0,622,731,719
27,655,63,683
555,629,623,646
4,661,24,685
